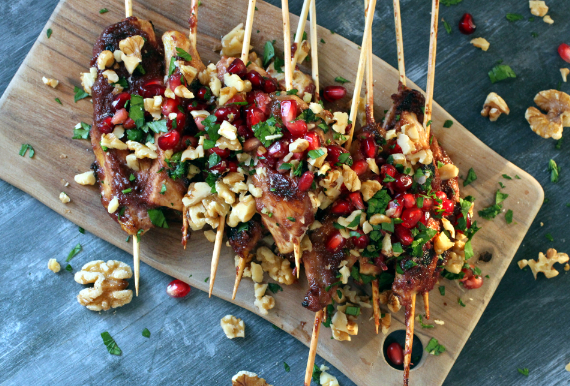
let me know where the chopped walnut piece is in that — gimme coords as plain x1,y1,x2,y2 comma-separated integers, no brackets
221,23,251,57
42,77,59,88
525,90,570,139
529,1,549,17
253,283,275,315
318,365,340,386
481,92,510,121
380,312,391,334
232,371,272,386
543,15,554,24
48,259,60,273
74,260,133,311
257,246,295,285
470,37,490,51
59,192,70,204
518,259,528,269
74,171,96,185
561,68,569,83
566,362,570,372
526,249,569,279
119,35,144,74
220,315,245,339
204,230,216,243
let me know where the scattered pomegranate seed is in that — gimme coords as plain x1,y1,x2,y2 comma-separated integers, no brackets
458,13,476,35
435,191,447,201
194,116,207,131
111,92,131,112
161,98,181,116
349,192,366,210
214,106,240,123
157,130,181,150
352,159,369,176
380,164,397,179
298,171,315,191
166,279,191,298
558,43,570,63
323,86,347,102
395,225,414,246
386,342,404,366
169,73,183,91
253,90,272,115
209,161,228,173
281,100,298,122
227,161,238,172
187,102,208,112
123,117,136,130
351,230,370,249
326,145,349,165
361,138,377,159
419,210,431,226
247,70,264,89
237,123,253,139
247,106,266,128
441,198,455,215
386,199,403,218
326,230,346,252
99,116,114,134
263,78,278,93
139,79,165,98
304,132,321,150
420,197,433,210
197,87,210,100
226,95,246,105
167,112,187,132
331,199,354,216
401,208,423,228
228,58,247,78
402,193,416,208
388,143,403,155
394,174,412,192
111,108,129,125
208,147,231,159
286,119,308,137
267,140,289,159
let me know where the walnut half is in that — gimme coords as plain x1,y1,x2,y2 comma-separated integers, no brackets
525,90,570,140
526,248,569,279
481,92,509,121
74,260,133,311
232,371,272,386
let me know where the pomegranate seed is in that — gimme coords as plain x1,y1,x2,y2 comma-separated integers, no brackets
461,266,484,290
246,70,264,89
326,145,349,165
458,13,476,35
247,106,266,128
326,230,346,252
456,213,472,229
161,98,181,116
558,43,570,63
304,132,321,150
139,79,165,98
214,106,240,123
194,116,207,131
402,193,416,208
226,95,246,105
169,73,183,91
386,199,403,218
123,118,136,129
401,208,423,228
298,171,314,192
280,100,298,123
331,199,354,216
167,112,187,132
187,102,208,112
349,192,365,210
111,92,131,112
421,197,433,210
197,87,210,100
389,143,403,154
263,78,278,93
435,191,447,201
394,174,412,192
374,255,388,271
386,342,404,366
180,135,197,148
208,147,231,159
228,58,247,78
111,108,129,125
361,138,377,158
267,140,289,158
380,164,397,178
157,130,181,150
419,210,431,226
237,123,253,139
209,161,228,173
323,85,347,102
441,199,455,215
395,225,414,246
166,279,191,298
352,159,368,176
351,230,370,249
227,161,238,172
286,120,308,137
375,155,386,166
253,90,272,115
99,116,114,134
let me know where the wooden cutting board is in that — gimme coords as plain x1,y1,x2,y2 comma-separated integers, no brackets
0,0,543,385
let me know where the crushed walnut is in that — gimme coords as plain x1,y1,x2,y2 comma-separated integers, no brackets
525,90,570,140
42,77,59,88
318,364,340,386
47,259,60,273
254,283,275,315
59,192,70,204
220,315,245,339
232,371,272,386
521,249,569,279
470,37,490,51
481,92,510,121
74,260,133,311
529,1,549,17
561,68,569,83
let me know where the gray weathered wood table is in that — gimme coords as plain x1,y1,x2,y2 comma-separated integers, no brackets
1,0,569,385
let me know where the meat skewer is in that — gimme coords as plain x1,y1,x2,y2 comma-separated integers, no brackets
392,0,406,86
290,0,311,71
209,0,258,298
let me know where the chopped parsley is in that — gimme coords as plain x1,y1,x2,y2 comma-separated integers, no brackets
142,328,151,338
438,286,445,296
334,76,350,84
506,13,524,22
425,338,446,355
19,144,35,158
65,264,72,272
55,97,62,105
517,368,529,376
78,227,85,234
73,86,89,102
345,306,360,316
168,57,176,76
308,149,325,159
263,41,275,67
418,314,434,329
46,28,52,38
458,298,466,307
101,332,122,356
443,120,454,128
208,153,221,168
129,95,145,128
463,168,477,186
160,183,167,195
488,64,516,83
441,0,462,5
548,159,560,183
556,138,563,150
175,47,192,61
267,283,283,293
312,365,322,382
495,190,509,204
545,233,554,242
443,19,452,34
505,209,513,224
478,204,502,220
66,243,82,262
147,209,169,228
99,8,109,14
502,174,512,180
122,188,132,194
252,116,282,147
283,362,291,372
286,216,296,222
336,153,353,166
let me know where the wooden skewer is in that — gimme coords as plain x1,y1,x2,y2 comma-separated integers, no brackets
423,291,430,319
189,0,199,49
208,215,226,297
309,0,319,99
392,0,406,86
303,308,324,386
281,0,293,91
133,236,140,296
241,0,257,63
293,241,301,279
423,0,440,138
290,0,311,70
344,0,377,150
125,0,132,17
403,293,416,386
372,279,381,334
364,0,374,126
232,255,248,300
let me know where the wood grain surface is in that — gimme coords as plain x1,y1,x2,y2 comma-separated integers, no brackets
0,0,555,385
